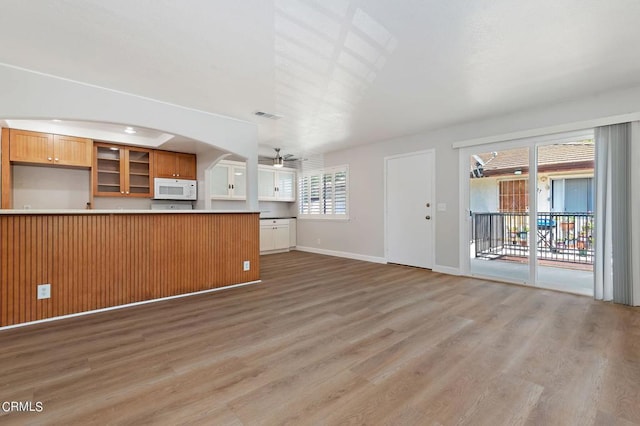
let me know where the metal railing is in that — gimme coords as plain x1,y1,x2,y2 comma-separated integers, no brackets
472,212,594,265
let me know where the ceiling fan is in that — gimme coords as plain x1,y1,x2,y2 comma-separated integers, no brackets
272,148,297,168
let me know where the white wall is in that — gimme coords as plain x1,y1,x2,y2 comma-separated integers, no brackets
298,83,640,271
13,165,90,209
92,197,152,210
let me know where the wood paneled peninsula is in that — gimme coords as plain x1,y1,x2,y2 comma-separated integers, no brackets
0,210,259,327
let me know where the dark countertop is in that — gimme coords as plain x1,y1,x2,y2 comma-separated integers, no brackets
260,216,297,219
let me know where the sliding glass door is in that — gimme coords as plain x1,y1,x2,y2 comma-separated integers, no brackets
469,147,530,284
535,142,594,294
464,132,595,295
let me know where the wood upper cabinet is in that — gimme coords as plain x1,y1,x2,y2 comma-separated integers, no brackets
9,129,92,167
94,143,153,197
154,150,196,179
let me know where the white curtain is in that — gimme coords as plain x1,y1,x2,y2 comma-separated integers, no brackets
594,123,638,305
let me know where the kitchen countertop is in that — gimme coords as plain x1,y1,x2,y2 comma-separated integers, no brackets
260,216,297,220
0,209,260,215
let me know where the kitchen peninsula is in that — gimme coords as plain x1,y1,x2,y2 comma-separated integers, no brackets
0,210,259,327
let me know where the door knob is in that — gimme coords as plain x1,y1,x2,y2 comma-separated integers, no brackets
425,215,431,220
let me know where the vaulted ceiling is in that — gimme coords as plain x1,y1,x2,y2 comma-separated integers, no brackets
1,0,640,157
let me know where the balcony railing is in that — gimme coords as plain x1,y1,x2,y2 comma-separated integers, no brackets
472,212,594,265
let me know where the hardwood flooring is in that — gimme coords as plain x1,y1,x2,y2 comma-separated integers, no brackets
0,251,638,425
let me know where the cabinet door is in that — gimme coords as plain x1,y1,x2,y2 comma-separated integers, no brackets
9,129,54,165
53,135,92,167
126,148,152,197
231,165,246,199
258,168,277,200
274,225,290,250
176,153,197,179
277,170,296,201
154,151,178,178
289,219,296,247
94,144,124,196
210,163,232,199
260,226,274,251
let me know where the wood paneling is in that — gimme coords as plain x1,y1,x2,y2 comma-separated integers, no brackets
0,212,259,326
1,128,11,209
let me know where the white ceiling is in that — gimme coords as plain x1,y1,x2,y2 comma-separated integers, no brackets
1,0,640,157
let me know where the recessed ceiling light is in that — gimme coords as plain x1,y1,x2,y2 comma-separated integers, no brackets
124,127,136,134
52,119,62,122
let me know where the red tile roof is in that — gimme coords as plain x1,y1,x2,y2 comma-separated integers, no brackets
471,142,594,176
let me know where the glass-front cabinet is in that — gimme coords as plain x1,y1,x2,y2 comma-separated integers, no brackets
94,143,152,197
209,160,246,200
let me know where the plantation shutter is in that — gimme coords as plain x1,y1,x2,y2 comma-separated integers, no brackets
299,175,310,214
334,170,347,215
298,166,349,218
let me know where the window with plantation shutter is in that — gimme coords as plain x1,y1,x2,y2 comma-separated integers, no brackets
298,165,349,218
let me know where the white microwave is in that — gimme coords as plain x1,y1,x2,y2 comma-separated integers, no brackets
154,178,197,200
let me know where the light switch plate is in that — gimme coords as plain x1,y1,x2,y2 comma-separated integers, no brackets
243,260,250,271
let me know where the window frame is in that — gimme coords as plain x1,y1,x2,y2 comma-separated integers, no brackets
298,165,349,220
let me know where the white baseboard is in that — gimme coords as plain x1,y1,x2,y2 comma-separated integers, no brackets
0,280,261,331
295,246,387,264
432,264,461,276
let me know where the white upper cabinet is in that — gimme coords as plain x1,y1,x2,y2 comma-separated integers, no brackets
258,166,296,202
258,168,276,199
209,161,295,202
209,160,246,200
276,169,296,201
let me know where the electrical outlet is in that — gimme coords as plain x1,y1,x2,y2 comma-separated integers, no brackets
37,284,51,300
243,260,250,271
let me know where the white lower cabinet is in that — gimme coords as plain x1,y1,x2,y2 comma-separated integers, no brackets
289,219,296,247
260,219,290,253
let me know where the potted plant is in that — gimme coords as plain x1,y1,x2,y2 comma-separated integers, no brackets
518,226,529,247
510,226,518,245
560,216,575,233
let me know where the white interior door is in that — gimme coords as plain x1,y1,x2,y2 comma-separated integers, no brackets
385,151,434,268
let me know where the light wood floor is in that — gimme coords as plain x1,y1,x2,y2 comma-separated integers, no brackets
1,251,639,425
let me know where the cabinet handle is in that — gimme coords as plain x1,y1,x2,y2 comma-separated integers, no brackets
47,157,52,161
126,191,130,194
121,191,125,194
232,184,234,189
54,158,59,162
177,174,180,177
